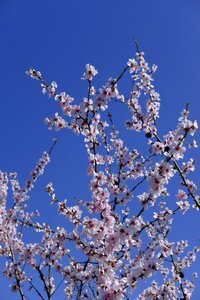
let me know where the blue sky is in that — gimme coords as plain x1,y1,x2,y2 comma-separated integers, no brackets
1,0,200,299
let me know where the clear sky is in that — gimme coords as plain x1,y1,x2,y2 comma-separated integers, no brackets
1,0,200,299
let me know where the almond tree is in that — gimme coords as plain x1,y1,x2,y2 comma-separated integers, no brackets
0,44,199,299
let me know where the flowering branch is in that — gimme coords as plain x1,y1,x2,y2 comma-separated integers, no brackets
0,46,199,299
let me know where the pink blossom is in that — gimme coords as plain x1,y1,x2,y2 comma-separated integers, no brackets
83,64,98,81
1,46,199,300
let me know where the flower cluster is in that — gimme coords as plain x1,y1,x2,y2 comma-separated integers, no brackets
0,48,199,300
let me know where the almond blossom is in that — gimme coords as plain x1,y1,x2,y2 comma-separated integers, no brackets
0,47,199,300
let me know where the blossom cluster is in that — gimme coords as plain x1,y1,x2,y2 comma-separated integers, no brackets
0,48,199,300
